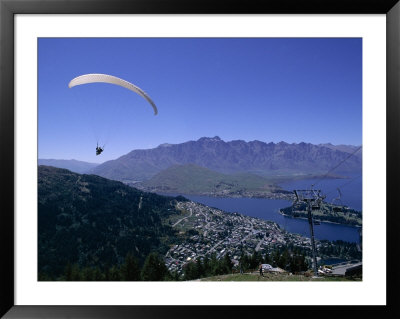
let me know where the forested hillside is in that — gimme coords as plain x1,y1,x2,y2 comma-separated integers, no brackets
38,165,185,278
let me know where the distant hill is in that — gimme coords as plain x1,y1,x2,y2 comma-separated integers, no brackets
137,163,282,196
90,136,362,182
38,165,183,278
38,159,99,174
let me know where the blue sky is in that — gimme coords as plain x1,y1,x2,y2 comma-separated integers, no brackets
38,38,362,163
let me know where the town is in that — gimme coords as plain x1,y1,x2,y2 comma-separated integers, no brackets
164,200,332,275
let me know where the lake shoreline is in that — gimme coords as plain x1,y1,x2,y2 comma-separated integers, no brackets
155,189,361,243
153,190,362,228
278,210,362,228
138,188,294,201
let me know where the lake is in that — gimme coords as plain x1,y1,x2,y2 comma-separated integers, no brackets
279,175,362,211
160,176,362,243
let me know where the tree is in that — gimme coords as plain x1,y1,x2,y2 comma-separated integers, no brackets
202,256,211,277
64,263,82,281
183,262,198,280
194,259,205,278
222,253,233,273
82,267,95,280
250,251,262,269
278,249,290,270
263,251,271,264
108,265,122,281
121,253,141,281
141,252,169,281
209,253,220,275
271,249,281,267
239,252,251,271
289,254,308,273
38,272,52,281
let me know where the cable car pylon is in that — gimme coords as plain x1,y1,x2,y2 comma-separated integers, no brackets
293,187,325,277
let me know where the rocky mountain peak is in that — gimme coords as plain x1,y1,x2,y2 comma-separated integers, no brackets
197,136,222,142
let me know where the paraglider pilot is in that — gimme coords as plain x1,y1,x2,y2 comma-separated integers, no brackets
96,143,103,156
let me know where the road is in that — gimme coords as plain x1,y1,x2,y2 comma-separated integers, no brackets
331,262,362,275
255,233,267,252
172,207,193,227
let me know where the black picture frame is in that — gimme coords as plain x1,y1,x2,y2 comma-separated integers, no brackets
1,0,399,318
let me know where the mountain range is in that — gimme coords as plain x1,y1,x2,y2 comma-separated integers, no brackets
89,136,362,182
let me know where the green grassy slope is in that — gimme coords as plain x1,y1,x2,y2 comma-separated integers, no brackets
139,163,281,195
198,272,360,281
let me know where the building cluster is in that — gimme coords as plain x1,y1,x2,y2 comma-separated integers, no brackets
164,201,324,274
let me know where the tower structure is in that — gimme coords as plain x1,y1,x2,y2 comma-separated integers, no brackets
293,188,325,277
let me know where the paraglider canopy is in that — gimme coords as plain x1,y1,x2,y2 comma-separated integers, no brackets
68,73,158,115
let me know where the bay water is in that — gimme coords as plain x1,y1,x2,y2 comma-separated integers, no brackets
161,176,362,243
